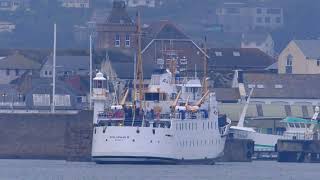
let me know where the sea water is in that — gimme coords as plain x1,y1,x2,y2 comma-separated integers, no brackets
0,160,319,180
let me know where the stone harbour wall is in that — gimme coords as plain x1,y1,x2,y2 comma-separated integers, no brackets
0,111,93,161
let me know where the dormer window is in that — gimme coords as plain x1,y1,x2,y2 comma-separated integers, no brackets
233,51,240,56
215,51,222,56
115,34,120,47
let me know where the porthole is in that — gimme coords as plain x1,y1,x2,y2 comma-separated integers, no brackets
132,139,135,142
136,129,140,134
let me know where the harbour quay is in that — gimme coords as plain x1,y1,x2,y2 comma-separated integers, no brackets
0,110,252,162
277,139,320,163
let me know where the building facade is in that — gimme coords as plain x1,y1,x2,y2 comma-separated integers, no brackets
40,55,90,78
241,32,275,57
0,0,25,11
0,21,15,33
216,1,283,32
126,0,162,8
95,1,137,50
278,40,320,74
0,53,41,84
59,0,90,8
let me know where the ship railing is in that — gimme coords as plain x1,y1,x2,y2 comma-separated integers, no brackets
97,111,125,121
172,111,208,120
281,132,320,140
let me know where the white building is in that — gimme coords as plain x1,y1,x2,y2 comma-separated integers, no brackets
241,32,275,57
0,53,40,84
0,0,25,11
216,1,283,32
0,21,15,32
126,0,162,8
60,0,90,8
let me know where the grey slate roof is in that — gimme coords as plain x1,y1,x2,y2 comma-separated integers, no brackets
0,53,41,70
47,55,89,71
214,88,240,102
208,48,275,70
242,73,320,99
293,40,320,59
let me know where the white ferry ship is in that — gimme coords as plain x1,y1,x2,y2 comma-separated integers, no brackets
91,71,231,164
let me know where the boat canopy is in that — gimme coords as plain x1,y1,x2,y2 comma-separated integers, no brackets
281,117,318,124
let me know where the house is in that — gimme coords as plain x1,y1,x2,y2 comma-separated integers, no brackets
215,0,283,32
0,21,15,33
40,55,90,78
207,48,275,71
241,32,275,57
278,40,320,74
5,75,87,110
0,53,41,84
59,0,90,8
0,0,26,11
141,20,208,77
95,0,137,49
126,0,162,8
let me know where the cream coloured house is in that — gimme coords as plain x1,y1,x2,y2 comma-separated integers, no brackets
278,40,320,74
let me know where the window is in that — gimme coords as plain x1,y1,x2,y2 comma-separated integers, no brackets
265,17,271,23
256,8,262,14
15,69,19,76
257,84,264,89
267,8,281,14
275,84,283,89
276,17,281,23
233,51,240,56
248,84,256,88
125,34,130,47
54,95,71,107
317,59,320,66
6,69,10,76
256,17,262,23
226,8,240,14
180,57,188,65
33,94,50,106
115,34,120,47
286,54,293,66
215,51,222,56
44,71,48,75
156,58,164,65
286,54,293,74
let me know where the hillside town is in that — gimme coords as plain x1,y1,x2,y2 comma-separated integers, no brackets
0,0,319,135
0,0,320,171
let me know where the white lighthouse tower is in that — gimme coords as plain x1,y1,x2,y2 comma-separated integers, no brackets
92,72,107,125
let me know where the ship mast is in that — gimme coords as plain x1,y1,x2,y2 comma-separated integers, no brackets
202,36,208,95
132,11,144,126
136,11,144,103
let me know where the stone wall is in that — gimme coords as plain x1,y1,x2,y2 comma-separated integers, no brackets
0,111,93,161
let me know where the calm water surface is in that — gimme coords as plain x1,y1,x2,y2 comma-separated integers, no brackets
0,160,319,180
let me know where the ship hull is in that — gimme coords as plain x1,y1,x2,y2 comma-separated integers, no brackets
92,120,228,165
92,156,217,165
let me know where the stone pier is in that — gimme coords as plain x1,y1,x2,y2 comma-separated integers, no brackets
0,111,93,161
277,139,320,163
220,138,254,162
